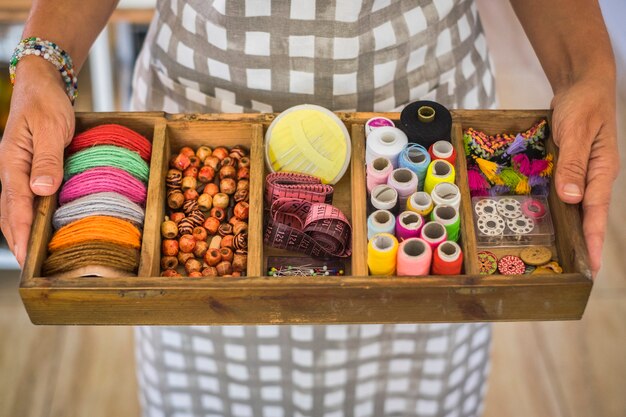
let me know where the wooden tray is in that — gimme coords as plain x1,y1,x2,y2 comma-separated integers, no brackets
20,110,592,325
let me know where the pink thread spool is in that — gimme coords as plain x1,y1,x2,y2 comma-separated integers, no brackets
395,211,424,241
397,238,432,276
366,157,393,193
420,221,447,250
59,166,148,206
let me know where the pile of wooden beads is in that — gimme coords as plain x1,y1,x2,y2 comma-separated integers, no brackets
160,145,249,277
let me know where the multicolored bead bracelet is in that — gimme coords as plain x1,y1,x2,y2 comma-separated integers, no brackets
9,37,78,104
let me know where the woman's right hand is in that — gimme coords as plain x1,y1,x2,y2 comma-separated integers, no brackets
0,56,75,267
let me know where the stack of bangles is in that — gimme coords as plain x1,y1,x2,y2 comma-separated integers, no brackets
9,37,78,103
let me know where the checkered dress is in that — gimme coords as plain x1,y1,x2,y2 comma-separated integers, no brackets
131,1,496,416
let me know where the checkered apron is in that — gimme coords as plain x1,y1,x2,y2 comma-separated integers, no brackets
131,1,496,416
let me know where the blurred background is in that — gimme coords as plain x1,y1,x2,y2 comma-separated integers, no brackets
0,1,624,416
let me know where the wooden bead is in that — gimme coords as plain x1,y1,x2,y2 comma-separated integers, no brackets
185,258,202,274
220,178,237,195
188,156,201,168
188,271,203,278
238,156,251,168
181,176,197,191
183,166,198,178
177,252,194,265
178,218,194,236
179,234,196,253
192,226,208,242
209,207,226,222
232,251,247,273
219,247,234,263
212,147,229,160
187,210,205,227
220,235,235,249
193,240,209,258
170,212,185,224
183,199,199,214
203,183,219,197
198,193,213,211
218,223,233,237
213,193,229,209
233,232,248,252
166,169,183,189
161,217,178,239
234,202,249,220
234,188,249,203
196,146,212,162
203,217,220,235
161,269,181,278
184,188,199,201
171,153,190,170
198,166,215,183
167,189,185,209
201,266,218,277
161,256,178,270
216,261,233,276
209,235,222,250
161,239,179,256
179,146,195,157
204,248,222,266
204,156,220,170
237,166,250,180
229,146,246,160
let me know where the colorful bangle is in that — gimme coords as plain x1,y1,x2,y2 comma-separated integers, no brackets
9,37,78,104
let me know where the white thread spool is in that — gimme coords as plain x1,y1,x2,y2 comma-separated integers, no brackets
366,127,409,168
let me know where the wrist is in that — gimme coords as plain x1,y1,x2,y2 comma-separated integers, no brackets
14,55,67,92
551,56,616,94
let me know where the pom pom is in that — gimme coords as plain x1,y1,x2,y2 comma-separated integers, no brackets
505,134,527,156
475,157,503,185
540,153,554,177
468,167,489,193
512,154,531,176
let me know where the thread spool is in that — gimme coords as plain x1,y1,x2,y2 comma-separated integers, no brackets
66,124,152,162
399,100,452,148
387,168,418,210
58,166,148,206
397,238,432,276
367,210,396,240
431,204,461,242
398,144,431,190
420,221,447,250
369,184,399,215
365,117,395,137
395,211,424,241
521,198,547,218
366,157,393,193
265,104,351,184
423,159,455,194
53,192,145,230
407,191,433,217
365,126,409,167
367,233,398,275
428,140,457,165
64,145,150,183
432,241,463,275
48,216,142,252
431,182,461,210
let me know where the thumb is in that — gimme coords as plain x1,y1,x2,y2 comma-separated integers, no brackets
29,122,68,196
553,122,594,204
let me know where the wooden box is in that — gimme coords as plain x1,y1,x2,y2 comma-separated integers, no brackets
20,110,592,325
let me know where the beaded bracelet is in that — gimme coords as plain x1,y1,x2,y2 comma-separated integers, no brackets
9,37,78,104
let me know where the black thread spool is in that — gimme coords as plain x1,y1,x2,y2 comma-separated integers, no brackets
399,100,452,148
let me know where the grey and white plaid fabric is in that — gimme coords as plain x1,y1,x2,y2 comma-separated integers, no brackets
136,324,491,417
131,0,495,113
131,1,495,416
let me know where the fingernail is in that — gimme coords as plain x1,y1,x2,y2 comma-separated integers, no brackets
563,183,582,197
32,176,54,188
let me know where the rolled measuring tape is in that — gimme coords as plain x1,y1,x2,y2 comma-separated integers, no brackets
423,159,455,195
367,209,396,241
370,184,399,215
368,233,399,276
387,168,418,210
397,238,432,276
428,140,457,165
432,241,463,275
431,204,461,242
420,221,447,250
399,100,452,148
407,191,433,217
265,104,351,185
365,126,409,168
365,116,395,137
366,157,393,193
431,182,461,210
396,211,424,241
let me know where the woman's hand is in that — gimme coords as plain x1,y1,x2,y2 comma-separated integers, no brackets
551,74,619,277
0,56,75,267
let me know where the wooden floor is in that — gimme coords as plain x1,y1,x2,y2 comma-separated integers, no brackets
1,2,625,416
